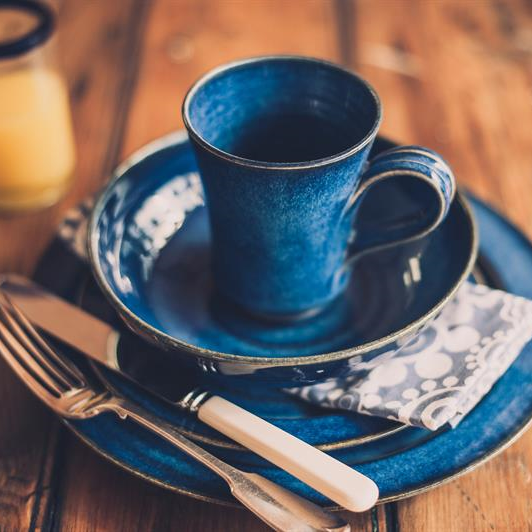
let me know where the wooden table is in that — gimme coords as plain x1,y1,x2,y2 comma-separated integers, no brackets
1,0,532,530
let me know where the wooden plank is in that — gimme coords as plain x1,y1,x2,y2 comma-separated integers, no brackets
50,1,384,531
0,363,56,531
0,1,147,531
121,0,339,155
397,445,532,531
348,0,532,530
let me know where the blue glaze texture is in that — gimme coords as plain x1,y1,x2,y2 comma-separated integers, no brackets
88,133,475,386
183,56,456,317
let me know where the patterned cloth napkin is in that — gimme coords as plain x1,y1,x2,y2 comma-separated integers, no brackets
58,200,532,431
291,283,532,430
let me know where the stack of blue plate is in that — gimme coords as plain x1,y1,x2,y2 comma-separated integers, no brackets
35,132,532,507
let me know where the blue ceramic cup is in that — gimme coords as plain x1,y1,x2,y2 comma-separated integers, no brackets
183,56,455,319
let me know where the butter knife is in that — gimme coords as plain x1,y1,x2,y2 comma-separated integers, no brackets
0,274,379,512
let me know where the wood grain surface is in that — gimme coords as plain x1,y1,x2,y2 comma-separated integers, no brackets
0,0,531,530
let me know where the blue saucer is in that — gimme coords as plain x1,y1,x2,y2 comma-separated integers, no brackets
78,278,408,454
35,190,532,505
88,132,476,386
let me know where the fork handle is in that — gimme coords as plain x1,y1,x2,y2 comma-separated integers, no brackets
197,395,379,512
104,397,350,532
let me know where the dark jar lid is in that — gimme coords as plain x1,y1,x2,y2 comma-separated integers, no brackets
0,0,54,59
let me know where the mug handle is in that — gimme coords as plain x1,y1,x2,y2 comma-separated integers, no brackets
344,145,455,262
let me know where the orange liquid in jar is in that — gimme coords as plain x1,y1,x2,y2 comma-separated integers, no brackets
0,67,76,210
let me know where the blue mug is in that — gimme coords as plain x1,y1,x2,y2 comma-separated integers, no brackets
183,56,455,319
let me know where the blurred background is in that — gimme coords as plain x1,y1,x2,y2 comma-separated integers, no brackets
3,0,532,276
4,0,532,270
1,1,532,530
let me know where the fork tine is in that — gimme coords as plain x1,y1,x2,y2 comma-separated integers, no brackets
0,301,77,390
0,294,103,420
0,312,67,396
0,293,86,387
0,330,64,409
0,335,96,417
0,304,74,391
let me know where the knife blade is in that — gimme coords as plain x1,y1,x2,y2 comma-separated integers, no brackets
1,274,121,367
0,273,379,512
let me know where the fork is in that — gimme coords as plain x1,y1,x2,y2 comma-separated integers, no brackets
0,294,349,532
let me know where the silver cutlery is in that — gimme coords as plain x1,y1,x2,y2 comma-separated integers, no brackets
0,290,349,532
0,274,379,512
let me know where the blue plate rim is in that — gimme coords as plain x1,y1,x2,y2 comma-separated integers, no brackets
63,409,532,508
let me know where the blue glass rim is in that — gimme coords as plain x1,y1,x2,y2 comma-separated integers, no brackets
0,0,54,59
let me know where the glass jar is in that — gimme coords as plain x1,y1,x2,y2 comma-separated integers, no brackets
0,0,76,211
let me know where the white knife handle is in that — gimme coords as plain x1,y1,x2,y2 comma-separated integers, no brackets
197,395,379,512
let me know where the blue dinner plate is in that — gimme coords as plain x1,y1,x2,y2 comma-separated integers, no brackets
34,181,532,506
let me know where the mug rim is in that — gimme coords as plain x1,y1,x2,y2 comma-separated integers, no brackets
182,55,383,170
